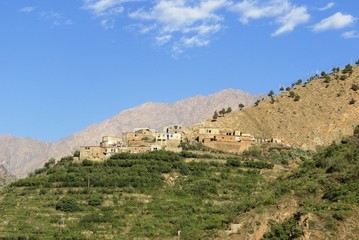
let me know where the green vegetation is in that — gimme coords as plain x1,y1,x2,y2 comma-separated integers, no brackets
212,110,219,120
351,84,358,91
1,127,359,239
238,103,245,110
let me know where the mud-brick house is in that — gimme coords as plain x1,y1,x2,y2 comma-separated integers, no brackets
80,146,106,161
123,128,157,147
100,136,123,148
163,124,185,134
196,127,220,143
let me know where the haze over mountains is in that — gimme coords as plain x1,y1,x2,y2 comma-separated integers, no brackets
0,89,262,178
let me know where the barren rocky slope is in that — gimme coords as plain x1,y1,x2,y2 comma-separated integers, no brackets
197,65,359,149
0,89,262,178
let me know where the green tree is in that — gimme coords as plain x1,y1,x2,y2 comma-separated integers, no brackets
55,197,80,212
226,107,232,113
351,84,358,91
354,125,359,138
286,87,291,91
238,103,244,110
219,108,226,116
321,71,326,77
296,79,303,85
294,95,300,102
289,91,296,98
254,100,260,107
279,86,284,91
213,111,219,120
268,90,274,97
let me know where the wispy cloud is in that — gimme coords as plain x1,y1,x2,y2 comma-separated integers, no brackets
341,30,359,39
229,0,310,36
272,6,310,36
230,0,291,24
313,12,356,32
128,0,227,54
19,6,35,13
39,11,73,26
83,0,137,28
318,2,335,11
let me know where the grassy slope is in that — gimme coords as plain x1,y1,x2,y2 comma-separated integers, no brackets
0,132,358,240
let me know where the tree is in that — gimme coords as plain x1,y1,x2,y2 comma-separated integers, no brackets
324,75,331,83
354,125,359,138
351,84,358,91
213,111,219,120
238,103,244,110
296,79,302,85
268,90,274,97
294,95,300,102
321,71,326,77
286,87,291,91
219,108,226,116
332,67,337,73
279,86,284,91
226,107,232,114
289,91,296,98
254,100,260,107
356,59,359,65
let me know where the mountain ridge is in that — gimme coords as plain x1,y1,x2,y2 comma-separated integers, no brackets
0,89,263,178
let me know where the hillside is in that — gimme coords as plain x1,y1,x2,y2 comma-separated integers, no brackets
0,89,263,178
0,165,15,189
196,64,359,149
0,128,358,239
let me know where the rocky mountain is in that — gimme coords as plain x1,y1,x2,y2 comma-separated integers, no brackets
0,89,263,178
197,65,359,150
0,165,15,189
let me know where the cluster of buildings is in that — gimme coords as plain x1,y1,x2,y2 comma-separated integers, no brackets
80,124,283,161
80,125,185,161
194,127,257,153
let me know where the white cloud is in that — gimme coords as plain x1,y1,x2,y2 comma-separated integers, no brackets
272,6,310,36
129,0,228,54
313,12,357,32
318,2,335,11
39,11,73,26
19,6,35,13
83,0,126,16
341,30,359,39
230,0,291,24
230,0,310,37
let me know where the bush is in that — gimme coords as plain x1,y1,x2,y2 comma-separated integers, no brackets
88,194,104,206
55,197,80,212
340,75,347,81
351,84,358,91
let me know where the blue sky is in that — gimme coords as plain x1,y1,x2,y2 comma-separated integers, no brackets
0,0,358,141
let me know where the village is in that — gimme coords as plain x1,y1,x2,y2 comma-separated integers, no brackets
80,124,283,161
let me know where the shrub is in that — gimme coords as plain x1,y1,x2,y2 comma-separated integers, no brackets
349,98,356,105
88,194,104,206
294,95,300,102
351,84,358,91
55,197,80,212
340,75,347,81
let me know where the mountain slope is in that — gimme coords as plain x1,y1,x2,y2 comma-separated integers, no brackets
0,89,263,178
197,65,359,149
